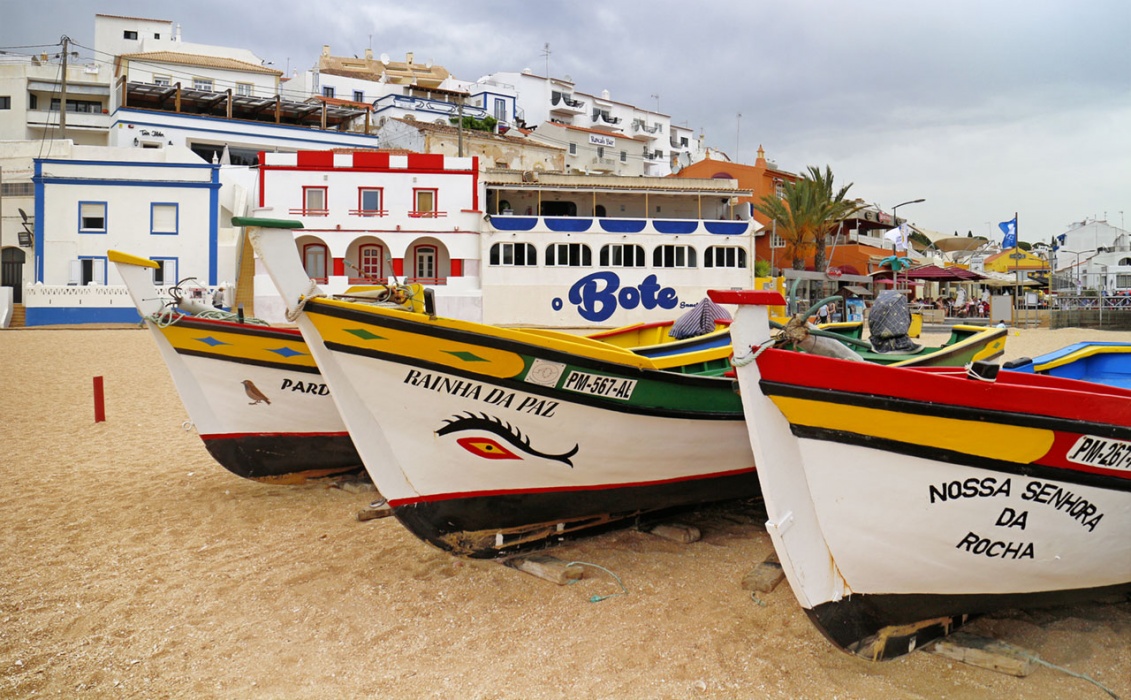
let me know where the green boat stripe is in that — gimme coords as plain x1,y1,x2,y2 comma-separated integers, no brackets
322,340,743,420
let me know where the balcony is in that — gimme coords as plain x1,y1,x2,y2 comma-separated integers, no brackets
632,120,660,140
550,92,586,116
591,112,623,131
590,157,617,173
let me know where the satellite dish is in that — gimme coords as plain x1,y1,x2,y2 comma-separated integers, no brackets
380,53,389,65
18,208,29,222
563,74,572,83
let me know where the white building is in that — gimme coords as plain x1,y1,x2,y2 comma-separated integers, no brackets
482,70,705,176
1053,219,1131,292
18,144,252,326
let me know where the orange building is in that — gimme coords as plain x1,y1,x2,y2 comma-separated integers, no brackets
673,146,798,270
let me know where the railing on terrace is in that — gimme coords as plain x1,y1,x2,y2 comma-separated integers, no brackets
288,208,330,217
408,210,447,219
1046,293,1131,329
348,209,389,217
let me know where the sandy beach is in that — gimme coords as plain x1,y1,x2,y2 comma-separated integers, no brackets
1,324,1129,699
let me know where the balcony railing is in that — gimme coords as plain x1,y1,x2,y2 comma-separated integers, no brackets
550,93,586,114
348,209,388,217
408,210,448,219
288,208,330,217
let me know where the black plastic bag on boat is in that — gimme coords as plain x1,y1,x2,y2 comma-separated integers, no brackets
868,290,922,354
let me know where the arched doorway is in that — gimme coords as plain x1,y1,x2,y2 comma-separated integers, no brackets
2,248,25,303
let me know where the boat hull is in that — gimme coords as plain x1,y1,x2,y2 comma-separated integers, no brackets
152,317,363,482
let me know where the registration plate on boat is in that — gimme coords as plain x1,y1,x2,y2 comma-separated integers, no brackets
562,371,637,400
1066,435,1131,471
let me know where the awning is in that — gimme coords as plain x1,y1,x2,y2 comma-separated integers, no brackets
840,285,873,296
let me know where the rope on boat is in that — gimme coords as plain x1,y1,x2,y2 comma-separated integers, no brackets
286,279,324,323
565,561,629,603
732,337,776,367
1027,656,1120,699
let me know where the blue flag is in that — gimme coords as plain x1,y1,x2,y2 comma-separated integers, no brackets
998,216,1018,248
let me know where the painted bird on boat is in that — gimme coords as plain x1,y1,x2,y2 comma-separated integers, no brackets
241,380,271,405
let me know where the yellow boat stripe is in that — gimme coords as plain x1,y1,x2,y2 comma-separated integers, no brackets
771,395,1054,464
1035,345,1131,372
158,323,316,368
310,309,529,379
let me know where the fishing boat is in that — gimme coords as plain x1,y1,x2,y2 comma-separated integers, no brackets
709,288,1131,660
110,249,379,483
247,218,756,557
1004,341,1131,388
818,321,1007,367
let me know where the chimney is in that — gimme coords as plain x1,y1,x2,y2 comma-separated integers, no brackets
322,45,330,57
365,48,373,60
406,51,414,64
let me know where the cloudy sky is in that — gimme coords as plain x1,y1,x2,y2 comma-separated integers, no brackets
4,0,1129,244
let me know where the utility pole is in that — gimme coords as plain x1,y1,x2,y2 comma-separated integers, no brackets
59,35,70,140
457,102,464,157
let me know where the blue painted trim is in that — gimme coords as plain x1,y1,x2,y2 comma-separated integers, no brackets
76,255,109,285
150,202,179,235
150,256,179,286
209,166,219,284
41,178,218,190
599,218,647,233
34,161,44,282
77,200,108,235
704,221,750,235
26,306,143,326
653,220,698,235
490,216,538,231
545,217,592,233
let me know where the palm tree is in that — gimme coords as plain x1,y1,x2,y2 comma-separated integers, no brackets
755,166,861,271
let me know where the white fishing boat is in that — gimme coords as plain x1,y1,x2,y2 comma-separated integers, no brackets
248,218,756,557
710,288,1131,660
111,249,365,483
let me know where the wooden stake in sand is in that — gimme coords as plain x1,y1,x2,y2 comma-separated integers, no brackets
93,376,105,423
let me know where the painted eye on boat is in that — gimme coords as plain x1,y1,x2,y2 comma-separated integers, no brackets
455,436,520,460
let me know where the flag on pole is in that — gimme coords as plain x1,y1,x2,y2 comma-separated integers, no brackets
998,215,1018,249
884,223,909,251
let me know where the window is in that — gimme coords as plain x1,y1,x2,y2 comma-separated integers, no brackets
153,75,171,87
150,203,178,235
705,246,747,269
414,245,437,280
303,243,328,281
620,151,627,163
322,86,335,98
568,143,577,156
412,189,440,217
771,231,786,248
150,257,178,287
489,242,537,266
50,98,102,113
123,30,138,40
193,77,214,92
70,257,107,285
546,243,592,267
236,83,253,96
600,244,644,267
357,188,384,216
0,181,32,196
494,97,506,121
78,202,107,233
653,245,697,268
358,244,384,281
774,180,786,199
303,186,328,215
353,90,364,103
596,146,604,159
0,96,10,110
154,33,160,39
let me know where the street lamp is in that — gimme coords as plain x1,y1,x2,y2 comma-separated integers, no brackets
1060,248,1094,293
891,198,926,231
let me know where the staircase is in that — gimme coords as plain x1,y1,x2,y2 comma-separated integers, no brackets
9,303,25,328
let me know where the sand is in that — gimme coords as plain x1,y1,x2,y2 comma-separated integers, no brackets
1,325,1129,699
